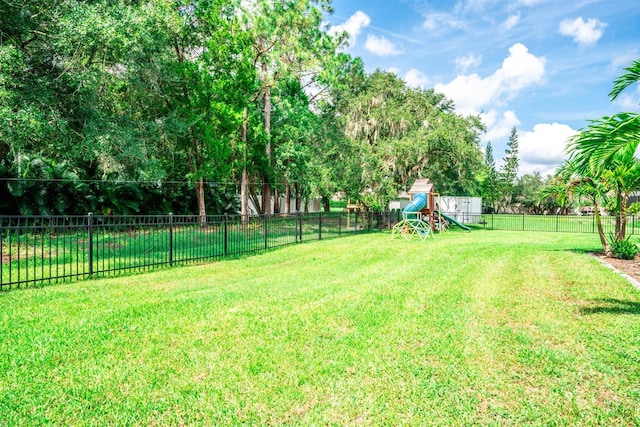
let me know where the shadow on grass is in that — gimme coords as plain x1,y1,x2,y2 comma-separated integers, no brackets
545,248,602,257
580,298,640,315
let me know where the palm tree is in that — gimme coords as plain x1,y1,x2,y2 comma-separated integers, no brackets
568,59,640,176
565,58,640,250
555,160,611,255
600,152,640,240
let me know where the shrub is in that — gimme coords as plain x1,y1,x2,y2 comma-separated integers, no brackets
609,236,639,260
628,202,640,215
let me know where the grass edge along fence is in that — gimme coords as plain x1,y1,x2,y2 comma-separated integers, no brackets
1,211,400,291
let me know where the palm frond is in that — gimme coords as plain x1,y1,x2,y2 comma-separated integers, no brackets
610,60,640,101
566,112,640,176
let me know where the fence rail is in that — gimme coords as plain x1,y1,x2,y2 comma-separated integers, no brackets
0,211,400,291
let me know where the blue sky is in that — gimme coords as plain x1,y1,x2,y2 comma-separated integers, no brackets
326,0,640,176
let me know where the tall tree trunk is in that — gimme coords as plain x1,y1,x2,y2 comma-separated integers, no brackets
594,200,611,256
295,183,300,212
274,187,280,214
322,196,330,213
262,61,272,215
241,107,249,223
618,194,629,240
196,176,206,227
615,191,623,240
241,168,249,219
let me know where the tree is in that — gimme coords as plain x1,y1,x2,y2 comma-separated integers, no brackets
515,172,545,214
555,160,610,254
566,57,640,245
481,142,500,212
0,0,176,215
600,152,640,240
499,126,519,211
151,0,256,222
330,70,485,209
239,0,347,214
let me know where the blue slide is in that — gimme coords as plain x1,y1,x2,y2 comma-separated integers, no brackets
436,210,471,232
402,193,427,218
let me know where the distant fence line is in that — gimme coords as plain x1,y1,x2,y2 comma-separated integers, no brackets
0,211,400,290
3,211,635,291
479,213,638,235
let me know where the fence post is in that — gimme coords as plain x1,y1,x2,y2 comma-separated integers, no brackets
223,214,228,256
87,213,94,276
522,214,525,231
592,213,595,234
338,211,342,237
169,213,174,267
556,214,559,233
318,211,322,240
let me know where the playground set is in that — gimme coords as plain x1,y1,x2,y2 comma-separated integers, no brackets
392,178,470,240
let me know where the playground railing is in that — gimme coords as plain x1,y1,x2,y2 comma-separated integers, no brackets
0,210,403,291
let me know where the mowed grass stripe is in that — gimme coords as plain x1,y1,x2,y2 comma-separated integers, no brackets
1,231,639,425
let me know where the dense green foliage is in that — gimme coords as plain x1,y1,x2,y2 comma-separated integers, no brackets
1,0,488,216
609,235,639,260
327,70,486,207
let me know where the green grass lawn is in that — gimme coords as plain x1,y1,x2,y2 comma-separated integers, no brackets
1,230,639,425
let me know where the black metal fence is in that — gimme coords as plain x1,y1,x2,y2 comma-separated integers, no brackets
478,213,638,235
7,210,629,291
0,211,400,290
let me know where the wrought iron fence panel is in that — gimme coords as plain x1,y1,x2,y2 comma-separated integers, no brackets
6,211,633,290
1,211,398,290
478,213,634,235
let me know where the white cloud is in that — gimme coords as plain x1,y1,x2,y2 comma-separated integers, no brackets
558,17,607,47
436,73,495,115
481,110,521,143
404,69,430,88
519,123,577,175
435,44,548,170
422,13,466,32
365,34,401,56
435,43,546,116
455,54,482,72
503,13,520,30
329,11,371,48
610,50,640,71
613,90,640,111
496,43,546,92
